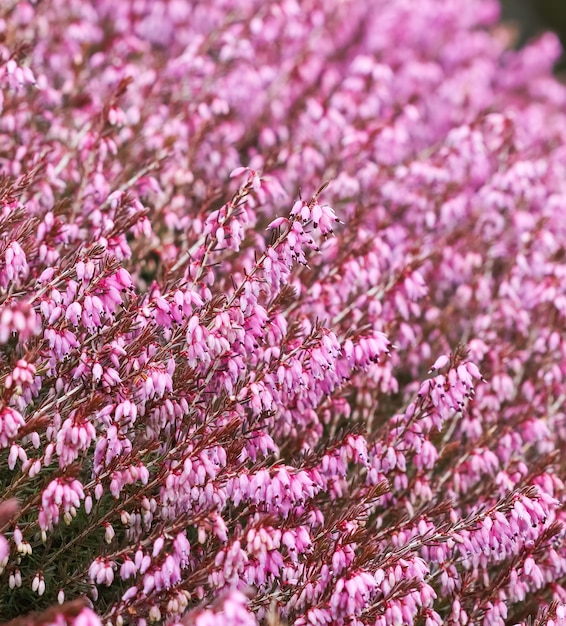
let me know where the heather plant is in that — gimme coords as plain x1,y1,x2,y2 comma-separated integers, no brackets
1,0,566,625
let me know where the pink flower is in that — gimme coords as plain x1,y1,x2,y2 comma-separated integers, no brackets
73,608,104,626
39,478,85,530
89,557,116,586
0,300,40,344
0,407,25,448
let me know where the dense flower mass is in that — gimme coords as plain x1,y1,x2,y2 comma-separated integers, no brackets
1,0,566,624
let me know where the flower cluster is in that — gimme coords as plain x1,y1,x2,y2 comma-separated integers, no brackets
1,0,566,625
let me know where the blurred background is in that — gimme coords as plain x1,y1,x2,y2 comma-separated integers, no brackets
500,0,566,69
